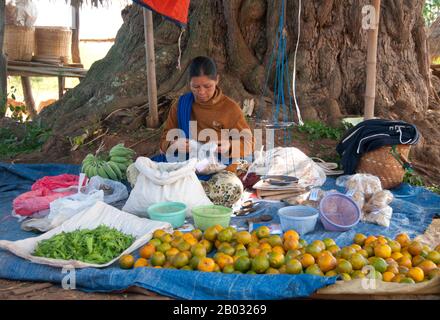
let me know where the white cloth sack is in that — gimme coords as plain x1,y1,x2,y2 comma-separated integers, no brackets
0,201,172,268
122,157,212,217
248,147,327,187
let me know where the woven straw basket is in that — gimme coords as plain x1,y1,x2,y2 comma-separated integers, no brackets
34,27,72,63
356,144,411,190
4,25,35,61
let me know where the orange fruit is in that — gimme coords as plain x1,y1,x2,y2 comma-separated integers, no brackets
305,244,323,259
283,230,299,242
354,233,367,246
191,229,203,241
364,245,375,258
213,264,221,272
248,246,261,258
426,251,440,264
305,264,324,276
182,250,192,260
218,243,235,256
336,259,353,274
197,257,216,272
213,224,224,232
235,231,252,245
323,238,336,249
283,238,299,251
351,270,366,279
374,244,392,259
407,241,424,256
299,253,315,268
157,242,172,253
191,244,207,257
173,230,184,238
328,245,341,256
427,268,440,280
189,256,201,269
252,255,270,274
217,254,234,270
392,274,405,283
180,265,193,271
391,252,404,261
435,245,440,252
400,277,416,284
358,249,369,259
349,253,368,270
268,252,285,269
340,273,352,281
370,257,388,273
376,236,388,245
259,242,272,251
388,240,401,253
272,245,285,255
217,229,234,242
199,239,213,253
325,270,339,277
203,226,219,242
386,265,400,274
397,256,412,269
255,226,271,239
267,235,283,247
350,244,363,252
312,240,326,251
172,252,189,268
417,260,437,274
317,252,337,273
134,258,149,268
285,259,303,274
285,249,301,260
150,252,166,266
340,247,357,260
259,249,272,258
160,233,173,244
223,264,235,274
407,267,424,283
153,229,166,239
265,268,280,274
139,243,156,259
395,234,411,247
165,247,179,260
398,266,410,275
148,238,162,248
251,231,259,243
119,254,135,269
382,271,395,282
412,255,425,267
364,235,377,247
234,256,251,273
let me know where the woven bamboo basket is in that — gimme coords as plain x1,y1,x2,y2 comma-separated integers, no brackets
356,144,411,189
4,25,35,61
34,27,72,63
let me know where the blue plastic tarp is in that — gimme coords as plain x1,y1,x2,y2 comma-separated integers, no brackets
1,162,439,299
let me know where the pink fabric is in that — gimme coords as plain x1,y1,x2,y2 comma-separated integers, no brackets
13,174,83,216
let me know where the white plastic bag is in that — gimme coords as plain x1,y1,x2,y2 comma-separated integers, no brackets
84,176,129,204
0,201,172,268
248,147,327,187
122,157,212,217
195,142,226,175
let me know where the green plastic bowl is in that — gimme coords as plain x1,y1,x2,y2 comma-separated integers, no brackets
147,202,187,228
191,205,232,231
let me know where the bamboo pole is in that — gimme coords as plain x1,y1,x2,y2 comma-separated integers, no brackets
143,8,159,128
364,0,381,120
0,0,7,118
20,76,37,119
71,1,81,64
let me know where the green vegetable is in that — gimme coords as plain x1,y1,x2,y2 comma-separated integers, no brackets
33,225,135,264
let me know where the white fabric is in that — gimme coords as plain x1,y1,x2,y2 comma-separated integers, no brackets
122,157,212,217
0,201,172,268
248,147,327,187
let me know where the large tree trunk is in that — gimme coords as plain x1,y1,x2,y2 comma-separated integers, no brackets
38,0,440,183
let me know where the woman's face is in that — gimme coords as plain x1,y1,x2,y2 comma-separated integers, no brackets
190,75,219,103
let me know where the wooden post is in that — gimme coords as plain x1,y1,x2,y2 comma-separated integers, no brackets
0,0,7,118
20,76,37,119
58,76,65,99
364,0,381,120
143,8,159,128
71,1,81,64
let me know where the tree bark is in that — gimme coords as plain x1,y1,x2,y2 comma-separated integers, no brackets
71,1,81,64
0,0,7,118
37,1,440,182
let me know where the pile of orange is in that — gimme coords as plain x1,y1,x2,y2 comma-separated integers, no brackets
118,226,440,283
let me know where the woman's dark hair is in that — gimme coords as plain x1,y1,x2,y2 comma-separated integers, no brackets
189,56,217,80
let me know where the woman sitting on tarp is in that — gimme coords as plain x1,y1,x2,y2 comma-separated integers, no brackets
152,56,254,174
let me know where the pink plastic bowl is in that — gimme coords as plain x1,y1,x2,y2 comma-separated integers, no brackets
319,193,360,232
